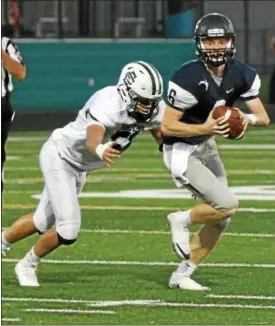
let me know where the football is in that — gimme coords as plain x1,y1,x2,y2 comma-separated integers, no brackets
212,106,244,139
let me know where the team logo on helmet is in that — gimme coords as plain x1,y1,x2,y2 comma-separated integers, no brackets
123,71,137,87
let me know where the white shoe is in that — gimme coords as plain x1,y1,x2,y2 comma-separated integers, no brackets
1,242,11,256
169,272,210,291
15,260,40,287
167,211,190,259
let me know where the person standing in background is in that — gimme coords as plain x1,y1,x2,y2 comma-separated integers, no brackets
9,0,21,37
268,36,275,104
1,36,26,193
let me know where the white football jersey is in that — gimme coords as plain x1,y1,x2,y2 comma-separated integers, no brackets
51,86,165,171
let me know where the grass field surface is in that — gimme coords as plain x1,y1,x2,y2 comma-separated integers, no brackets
1,125,275,325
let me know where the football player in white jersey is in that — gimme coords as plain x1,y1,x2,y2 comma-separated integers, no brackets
1,61,164,287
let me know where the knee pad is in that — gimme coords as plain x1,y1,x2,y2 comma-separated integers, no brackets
56,219,80,242
57,232,77,245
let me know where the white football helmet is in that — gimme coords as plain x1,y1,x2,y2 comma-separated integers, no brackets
117,61,164,122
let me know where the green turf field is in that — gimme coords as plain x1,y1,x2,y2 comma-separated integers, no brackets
1,125,275,325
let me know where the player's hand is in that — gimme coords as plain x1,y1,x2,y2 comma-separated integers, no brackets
203,112,230,137
234,107,249,138
234,107,249,126
102,142,121,168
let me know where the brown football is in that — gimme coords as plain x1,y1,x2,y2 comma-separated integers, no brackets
212,106,244,140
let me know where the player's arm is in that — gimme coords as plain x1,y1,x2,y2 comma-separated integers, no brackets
244,98,270,126
148,100,164,145
86,115,120,168
238,74,270,127
161,106,206,136
161,82,228,137
1,42,26,80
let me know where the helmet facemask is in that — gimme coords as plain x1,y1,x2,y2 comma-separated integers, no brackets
127,89,160,123
196,36,236,67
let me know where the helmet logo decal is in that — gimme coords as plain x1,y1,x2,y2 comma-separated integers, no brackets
123,71,137,87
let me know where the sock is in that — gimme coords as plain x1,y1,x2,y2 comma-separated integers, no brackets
180,209,192,227
23,247,41,266
176,260,198,277
1,231,10,247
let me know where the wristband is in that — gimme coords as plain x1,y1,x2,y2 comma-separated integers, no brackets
95,142,113,160
247,114,258,125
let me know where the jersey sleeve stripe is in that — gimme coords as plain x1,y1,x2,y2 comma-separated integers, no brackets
167,102,187,111
240,74,260,100
241,95,258,101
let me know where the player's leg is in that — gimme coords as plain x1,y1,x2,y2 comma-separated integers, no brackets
167,143,238,258
11,187,56,287
189,151,230,266
2,213,35,256
165,143,238,290
3,186,56,285
1,187,55,255
30,169,86,259
170,154,237,256
15,140,82,286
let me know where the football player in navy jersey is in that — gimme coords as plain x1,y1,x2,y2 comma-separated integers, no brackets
161,13,270,290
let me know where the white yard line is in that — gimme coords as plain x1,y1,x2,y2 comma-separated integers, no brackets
30,186,275,201
4,179,275,186
4,178,275,186
80,229,275,238
24,308,115,314
238,208,275,213
152,302,275,310
3,298,159,305
218,145,275,150
1,226,274,238
245,130,275,136
6,156,21,161
8,137,47,142
5,167,40,171
4,167,275,175
3,297,275,310
1,318,21,322
2,258,275,268
3,204,275,213
207,294,275,300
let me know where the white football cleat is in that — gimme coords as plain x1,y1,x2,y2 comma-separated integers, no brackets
15,260,40,287
1,242,11,256
169,272,210,291
167,211,190,259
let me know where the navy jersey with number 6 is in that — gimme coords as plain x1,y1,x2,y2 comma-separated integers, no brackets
164,59,261,145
